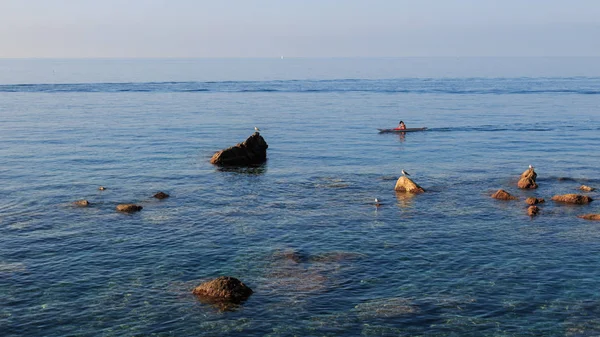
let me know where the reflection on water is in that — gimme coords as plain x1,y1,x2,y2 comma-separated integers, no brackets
216,164,267,175
395,191,417,209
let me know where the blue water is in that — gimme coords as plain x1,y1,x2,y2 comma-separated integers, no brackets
1,58,600,336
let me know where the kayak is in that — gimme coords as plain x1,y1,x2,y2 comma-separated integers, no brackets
378,127,428,133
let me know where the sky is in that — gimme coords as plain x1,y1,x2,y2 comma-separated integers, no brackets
1,0,599,58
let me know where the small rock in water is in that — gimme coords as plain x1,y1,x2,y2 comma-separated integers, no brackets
153,191,169,199
577,214,600,221
518,167,538,189
73,200,90,207
580,185,596,192
525,197,545,205
527,205,540,216
551,194,593,205
491,189,517,200
192,276,253,303
116,204,143,212
98,186,106,191
394,176,425,193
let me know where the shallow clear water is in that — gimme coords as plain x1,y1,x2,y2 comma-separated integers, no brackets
1,58,600,336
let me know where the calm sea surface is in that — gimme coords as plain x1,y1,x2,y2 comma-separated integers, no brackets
1,58,600,336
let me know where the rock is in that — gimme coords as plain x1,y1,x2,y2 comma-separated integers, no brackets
153,191,169,199
527,205,540,216
98,186,106,190
551,194,593,205
577,214,600,220
491,189,517,200
210,132,268,166
580,185,596,192
192,276,253,303
518,168,538,189
73,200,90,207
116,204,143,212
394,176,425,193
525,197,545,205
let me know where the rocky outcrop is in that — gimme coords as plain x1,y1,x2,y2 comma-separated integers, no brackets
580,185,596,192
491,189,517,200
116,204,143,212
210,132,268,166
153,192,169,199
192,276,253,303
525,197,545,205
73,200,90,207
577,214,600,220
518,168,538,189
394,176,425,193
527,205,540,216
551,194,593,205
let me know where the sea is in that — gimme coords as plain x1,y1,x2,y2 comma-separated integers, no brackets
1,57,600,336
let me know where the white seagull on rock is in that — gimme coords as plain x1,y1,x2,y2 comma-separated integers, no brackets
529,164,534,169
255,127,261,132
401,169,410,176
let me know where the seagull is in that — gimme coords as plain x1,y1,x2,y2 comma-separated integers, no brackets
255,127,260,132
375,198,382,207
529,164,534,169
401,169,410,176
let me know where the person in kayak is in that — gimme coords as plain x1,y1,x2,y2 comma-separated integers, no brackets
395,121,406,130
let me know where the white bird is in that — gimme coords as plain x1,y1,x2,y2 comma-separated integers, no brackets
401,169,410,176
529,164,534,169
255,127,260,132
375,198,381,207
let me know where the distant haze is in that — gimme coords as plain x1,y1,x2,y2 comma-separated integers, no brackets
1,0,600,58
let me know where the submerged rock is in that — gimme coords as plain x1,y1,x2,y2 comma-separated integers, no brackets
394,176,425,193
518,168,538,189
192,276,253,303
116,204,143,212
527,205,540,216
153,191,169,199
491,189,517,200
210,132,268,166
525,197,545,205
73,199,90,207
580,185,596,192
577,214,600,221
98,186,106,191
551,194,593,205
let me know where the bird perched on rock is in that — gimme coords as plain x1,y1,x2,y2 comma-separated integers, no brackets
375,198,381,207
401,169,410,176
254,127,260,132
529,164,534,169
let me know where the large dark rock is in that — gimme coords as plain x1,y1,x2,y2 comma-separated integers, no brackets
210,132,268,166
192,276,253,303
394,176,425,193
491,189,517,200
551,194,593,204
518,168,538,189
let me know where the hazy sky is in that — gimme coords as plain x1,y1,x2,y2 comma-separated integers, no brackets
1,0,599,58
